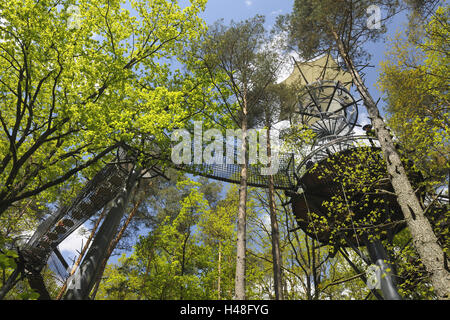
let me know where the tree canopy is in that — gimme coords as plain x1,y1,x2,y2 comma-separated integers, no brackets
0,0,209,216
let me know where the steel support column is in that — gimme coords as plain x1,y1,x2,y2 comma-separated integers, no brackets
366,239,402,300
63,168,140,300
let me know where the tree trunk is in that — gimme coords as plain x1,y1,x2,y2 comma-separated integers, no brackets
63,168,140,300
0,267,21,300
234,95,249,300
332,30,450,299
266,127,283,300
217,241,222,300
179,231,191,300
56,207,108,300
90,199,142,300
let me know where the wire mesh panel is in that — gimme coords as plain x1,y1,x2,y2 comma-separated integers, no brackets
178,152,296,190
22,163,128,271
173,137,297,190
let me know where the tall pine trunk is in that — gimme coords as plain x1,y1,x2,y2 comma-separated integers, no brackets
90,199,142,300
332,29,450,299
234,95,249,300
56,207,107,300
217,241,222,300
266,125,283,300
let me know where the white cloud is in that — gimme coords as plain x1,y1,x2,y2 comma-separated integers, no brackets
276,50,302,84
271,9,283,15
245,0,253,7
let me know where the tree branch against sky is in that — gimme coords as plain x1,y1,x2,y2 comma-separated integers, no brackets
0,0,208,216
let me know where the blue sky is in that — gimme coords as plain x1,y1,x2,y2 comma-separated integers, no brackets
199,0,410,123
200,0,292,26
